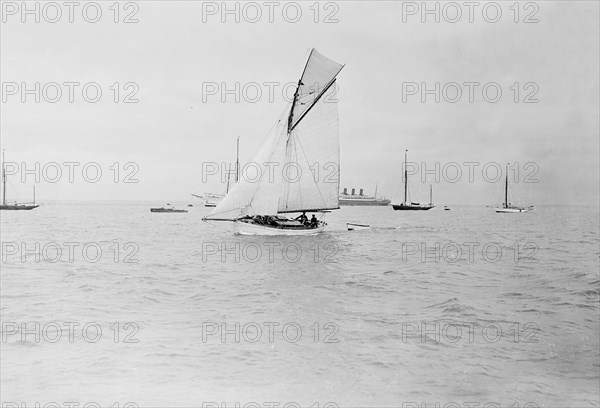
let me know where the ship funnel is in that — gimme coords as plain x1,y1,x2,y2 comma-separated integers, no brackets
359,188,364,196
351,188,355,195
343,188,347,195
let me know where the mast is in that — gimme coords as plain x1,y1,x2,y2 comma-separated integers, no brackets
226,164,231,194
374,181,378,198
2,150,6,206
33,185,35,205
404,150,408,204
287,78,303,134
235,137,240,183
287,49,314,133
430,184,432,205
504,163,509,208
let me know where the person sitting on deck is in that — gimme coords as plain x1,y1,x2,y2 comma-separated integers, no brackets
295,212,308,224
310,214,318,228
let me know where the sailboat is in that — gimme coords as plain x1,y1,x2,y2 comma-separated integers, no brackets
194,138,240,207
202,48,344,235
495,164,534,213
392,150,434,211
1,150,39,211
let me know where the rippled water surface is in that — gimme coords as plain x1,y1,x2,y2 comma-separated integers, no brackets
1,202,599,407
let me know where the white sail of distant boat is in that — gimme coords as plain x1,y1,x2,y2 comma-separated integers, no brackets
495,163,534,213
193,138,240,207
203,48,344,235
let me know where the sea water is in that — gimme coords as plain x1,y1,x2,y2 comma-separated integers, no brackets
1,202,598,407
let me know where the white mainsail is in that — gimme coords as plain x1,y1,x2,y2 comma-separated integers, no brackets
205,48,344,221
278,84,340,213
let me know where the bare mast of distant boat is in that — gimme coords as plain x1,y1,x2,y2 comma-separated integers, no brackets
1,150,39,211
392,150,434,211
495,163,533,213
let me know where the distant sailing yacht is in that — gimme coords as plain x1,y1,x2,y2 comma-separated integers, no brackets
0,150,39,211
194,138,240,207
203,48,344,235
495,164,533,213
392,150,434,211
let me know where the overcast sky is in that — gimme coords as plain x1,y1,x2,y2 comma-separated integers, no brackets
1,1,598,205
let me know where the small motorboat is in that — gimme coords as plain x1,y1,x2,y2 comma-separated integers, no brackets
347,222,370,231
150,207,188,213
444,206,451,211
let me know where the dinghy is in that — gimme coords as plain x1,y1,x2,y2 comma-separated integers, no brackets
347,223,370,231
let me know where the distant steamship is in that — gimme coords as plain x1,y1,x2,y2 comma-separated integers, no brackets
339,186,391,206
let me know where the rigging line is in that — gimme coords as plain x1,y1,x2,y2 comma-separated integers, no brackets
293,132,303,210
203,218,235,233
293,121,333,209
279,130,294,211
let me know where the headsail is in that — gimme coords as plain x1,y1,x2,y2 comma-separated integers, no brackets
204,113,288,220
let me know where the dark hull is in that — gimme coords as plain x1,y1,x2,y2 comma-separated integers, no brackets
392,204,434,211
339,198,391,206
150,208,188,213
0,204,39,210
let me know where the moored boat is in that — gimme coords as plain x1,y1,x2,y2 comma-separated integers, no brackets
347,222,370,231
392,151,434,211
150,207,188,213
1,150,39,211
494,164,533,213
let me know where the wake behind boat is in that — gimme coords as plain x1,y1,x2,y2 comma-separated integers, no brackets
203,48,344,235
